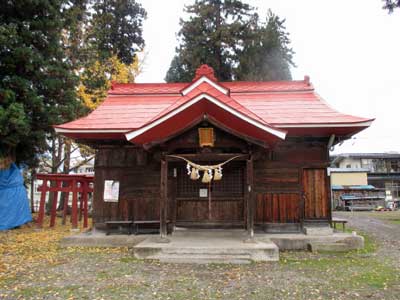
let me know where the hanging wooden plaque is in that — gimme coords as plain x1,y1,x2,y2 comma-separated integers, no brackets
198,128,214,147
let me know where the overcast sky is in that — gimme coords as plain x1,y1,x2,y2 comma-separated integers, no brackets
135,0,400,154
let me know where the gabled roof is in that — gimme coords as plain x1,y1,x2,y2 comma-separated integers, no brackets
55,65,374,145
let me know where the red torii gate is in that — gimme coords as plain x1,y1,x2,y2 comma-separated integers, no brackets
36,174,94,229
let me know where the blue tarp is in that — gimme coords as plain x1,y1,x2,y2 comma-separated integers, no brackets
0,163,32,230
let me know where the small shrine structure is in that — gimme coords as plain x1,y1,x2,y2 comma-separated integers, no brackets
54,65,373,237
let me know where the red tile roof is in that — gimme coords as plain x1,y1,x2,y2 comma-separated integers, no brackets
55,65,373,142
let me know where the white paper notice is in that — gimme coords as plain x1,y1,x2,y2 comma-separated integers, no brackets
199,188,208,198
103,180,120,202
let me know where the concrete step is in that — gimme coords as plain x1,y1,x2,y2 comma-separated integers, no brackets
161,247,270,255
158,253,253,264
172,228,247,238
307,242,351,252
138,248,278,263
133,237,279,263
303,226,333,236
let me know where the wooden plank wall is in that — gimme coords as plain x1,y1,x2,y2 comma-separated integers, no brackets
176,199,244,222
303,168,329,219
92,137,331,227
253,139,329,224
255,193,301,223
93,147,161,225
254,159,301,223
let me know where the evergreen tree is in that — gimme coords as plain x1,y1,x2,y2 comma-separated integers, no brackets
165,0,294,82
383,0,400,13
79,0,146,110
166,0,255,82
0,0,82,168
235,10,294,81
87,0,146,65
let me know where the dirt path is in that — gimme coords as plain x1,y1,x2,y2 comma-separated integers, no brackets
334,211,400,268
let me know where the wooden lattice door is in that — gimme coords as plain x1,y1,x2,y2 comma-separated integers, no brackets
175,162,245,223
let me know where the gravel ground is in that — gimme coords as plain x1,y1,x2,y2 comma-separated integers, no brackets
1,212,400,300
334,211,400,269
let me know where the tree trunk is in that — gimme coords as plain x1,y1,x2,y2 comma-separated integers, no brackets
46,135,62,212
58,138,72,210
0,156,13,170
30,169,36,213
0,147,14,170
215,0,223,79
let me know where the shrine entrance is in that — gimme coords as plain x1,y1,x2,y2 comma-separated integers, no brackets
174,160,245,225
156,123,259,238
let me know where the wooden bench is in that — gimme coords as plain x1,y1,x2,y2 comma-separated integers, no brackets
331,218,348,232
105,221,133,235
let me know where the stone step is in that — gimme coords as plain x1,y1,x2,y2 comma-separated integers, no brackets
141,249,278,264
303,226,333,236
161,247,273,255
307,242,351,252
133,237,279,263
172,228,247,238
157,254,253,264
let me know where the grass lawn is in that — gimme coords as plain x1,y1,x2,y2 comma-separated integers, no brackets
1,216,400,299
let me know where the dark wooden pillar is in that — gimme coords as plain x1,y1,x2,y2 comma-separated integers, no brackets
246,156,254,238
160,157,168,238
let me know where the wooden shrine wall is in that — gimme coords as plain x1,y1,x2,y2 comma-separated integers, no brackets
253,139,330,224
92,137,331,227
93,147,162,225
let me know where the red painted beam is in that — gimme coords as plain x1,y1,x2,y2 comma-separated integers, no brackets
49,181,62,227
36,179,47,229
71,179,78,229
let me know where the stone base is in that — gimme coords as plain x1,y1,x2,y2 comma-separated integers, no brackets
303,225,334,236
133,231,279,264
60,231,146,248
264,233,364,251
60,229,364,258
308,242,351,252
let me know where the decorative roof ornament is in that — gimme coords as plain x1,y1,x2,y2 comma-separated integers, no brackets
193,64,217,82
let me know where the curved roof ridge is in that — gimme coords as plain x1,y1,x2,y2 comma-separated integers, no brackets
313,92,374,123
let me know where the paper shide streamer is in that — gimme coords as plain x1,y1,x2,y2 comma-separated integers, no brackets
169,155,244,183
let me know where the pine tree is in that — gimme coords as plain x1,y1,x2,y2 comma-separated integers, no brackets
383,0,400,13
0,0,82,168
165,0,255,82
165,0,294,82
235,10,294,81
87,0,146,65
79,0,146,110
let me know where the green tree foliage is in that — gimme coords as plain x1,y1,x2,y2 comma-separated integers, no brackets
0,0,82,167
165,0,294,82
383,0,400,13
166,0,255,82
87,0,146,65
62,0,89,70
79,0,146,109
236,10,294,81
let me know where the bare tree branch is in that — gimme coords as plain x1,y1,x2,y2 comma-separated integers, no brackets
68,156,95,173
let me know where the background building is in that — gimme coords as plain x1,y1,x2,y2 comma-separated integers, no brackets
331,153,400,209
